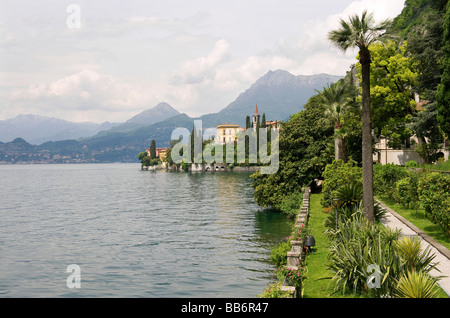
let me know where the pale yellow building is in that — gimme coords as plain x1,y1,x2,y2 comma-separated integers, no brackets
215,124,241,144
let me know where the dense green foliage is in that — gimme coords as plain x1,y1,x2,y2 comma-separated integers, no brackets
393,0,449,159
437,1,450,136
279,192,303,217
418,172,450,234
321,159,362,207
269,240,291,268
358,41,418,149
250,95,334,210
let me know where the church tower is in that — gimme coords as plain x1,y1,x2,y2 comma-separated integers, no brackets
252,104,260,130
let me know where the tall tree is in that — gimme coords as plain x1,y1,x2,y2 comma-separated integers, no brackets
150,139,156,159
362,40,418,149
328,11,390,224
316,80,354,161
251,95,334,209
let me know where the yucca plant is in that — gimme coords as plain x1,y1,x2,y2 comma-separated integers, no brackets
395,236,439,274
395,269,440,298
335,182,363,208
327,214,402,295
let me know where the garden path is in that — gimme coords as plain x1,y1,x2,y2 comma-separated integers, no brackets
377,200,450,297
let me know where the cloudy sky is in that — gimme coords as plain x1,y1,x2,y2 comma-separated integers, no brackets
0,0,405,123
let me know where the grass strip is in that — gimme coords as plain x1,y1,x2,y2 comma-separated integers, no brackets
376,195,450,250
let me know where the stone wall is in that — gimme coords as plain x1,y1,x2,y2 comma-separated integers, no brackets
280,187,311,298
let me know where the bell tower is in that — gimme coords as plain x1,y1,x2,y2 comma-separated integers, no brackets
252,104,260,130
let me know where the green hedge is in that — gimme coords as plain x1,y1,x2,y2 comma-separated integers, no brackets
322,160,450,235
418,172,450,234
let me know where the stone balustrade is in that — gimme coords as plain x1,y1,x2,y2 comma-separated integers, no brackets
281,187,311,298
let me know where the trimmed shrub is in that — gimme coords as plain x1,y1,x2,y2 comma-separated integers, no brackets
373,163,409,199
418,172,450,234
396,171,420,209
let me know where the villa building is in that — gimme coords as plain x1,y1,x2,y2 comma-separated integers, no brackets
145,147,168,160
373,94,449,165
215,124,242,144
373,137,449,165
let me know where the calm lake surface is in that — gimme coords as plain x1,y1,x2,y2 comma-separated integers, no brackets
0,164,293,297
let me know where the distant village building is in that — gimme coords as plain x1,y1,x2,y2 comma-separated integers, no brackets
145,147,168,160
265,120,281,130
215,104,280,144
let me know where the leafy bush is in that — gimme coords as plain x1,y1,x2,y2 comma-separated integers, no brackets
418,172,450,234
279,191,303,217
321,159,362,207
324,183,387,233
396,172,420,209
373,163,409,199
270,241,291,268
395,236,438,273
405,160,420,168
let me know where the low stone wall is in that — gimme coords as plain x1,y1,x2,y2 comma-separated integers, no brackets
281,187,311,298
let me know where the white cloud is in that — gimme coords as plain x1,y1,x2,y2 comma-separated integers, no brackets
171,39,231,85
1,0,407,122
8,69,165,121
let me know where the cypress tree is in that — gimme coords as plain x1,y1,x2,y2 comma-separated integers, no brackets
150,139,156,159
246,116,251,129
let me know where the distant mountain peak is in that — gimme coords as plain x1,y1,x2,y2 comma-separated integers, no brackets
126,102,180,125
254,69,343,89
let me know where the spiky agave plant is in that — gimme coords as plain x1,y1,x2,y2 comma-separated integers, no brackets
395,269,440,298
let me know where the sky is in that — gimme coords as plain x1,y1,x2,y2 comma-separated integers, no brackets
0,0,406,123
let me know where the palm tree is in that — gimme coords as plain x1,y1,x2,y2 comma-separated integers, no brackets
328,11,390,224
317,80,353,161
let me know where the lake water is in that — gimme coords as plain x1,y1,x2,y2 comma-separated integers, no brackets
0,164,293,298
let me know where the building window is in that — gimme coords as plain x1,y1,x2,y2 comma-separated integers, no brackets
223,137,226,143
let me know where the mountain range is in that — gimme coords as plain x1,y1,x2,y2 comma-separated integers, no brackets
0,70,342,164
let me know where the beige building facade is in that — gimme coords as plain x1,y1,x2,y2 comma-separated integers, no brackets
215,124,241,144
373,137,449,165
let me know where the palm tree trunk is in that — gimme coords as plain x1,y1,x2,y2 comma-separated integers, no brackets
335,136,344,161
360,48,375,224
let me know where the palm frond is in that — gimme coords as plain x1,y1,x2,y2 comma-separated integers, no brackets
328,10,391,52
